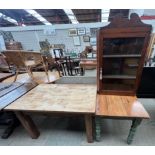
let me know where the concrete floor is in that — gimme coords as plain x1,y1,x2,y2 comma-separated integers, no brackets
0,69,155,146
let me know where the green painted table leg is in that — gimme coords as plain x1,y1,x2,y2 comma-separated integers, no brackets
95,117,102,141
127,118,142,144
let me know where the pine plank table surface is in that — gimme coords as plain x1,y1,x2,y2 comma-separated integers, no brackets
4,84,97,143
96,94,149,119
5,84,96,113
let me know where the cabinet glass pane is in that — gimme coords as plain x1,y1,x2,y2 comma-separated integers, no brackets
103,37,145,55
103,58,139,76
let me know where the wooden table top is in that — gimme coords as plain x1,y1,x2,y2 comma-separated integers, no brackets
5,84,97,113
80,60,97,66
96,94,149,119
0,73,14,82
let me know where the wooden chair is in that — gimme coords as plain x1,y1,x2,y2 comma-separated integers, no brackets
64,56,82,76
2,51,26,82
0,54,11,72
22,51,50,81
2,51,49,83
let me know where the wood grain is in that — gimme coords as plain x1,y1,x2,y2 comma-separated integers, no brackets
96,94,150,119
5,84,97,113
0,83,36,110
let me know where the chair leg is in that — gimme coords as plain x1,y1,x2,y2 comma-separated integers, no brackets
13,69,19,82
43,64,50,82
26,67,36,84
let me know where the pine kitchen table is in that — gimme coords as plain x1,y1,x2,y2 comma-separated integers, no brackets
4,84,97,143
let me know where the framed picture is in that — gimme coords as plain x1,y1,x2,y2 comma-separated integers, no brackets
69,29,77,36
83,36,90,42
90,37,97,45
90,28,98,37
77,28,86,35
73,36,81,46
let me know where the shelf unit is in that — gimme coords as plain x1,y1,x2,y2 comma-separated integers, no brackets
103,54,141,58
102,75,136,79
97,13,152,95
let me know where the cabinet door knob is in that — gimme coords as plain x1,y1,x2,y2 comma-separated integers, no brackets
100,68,102,80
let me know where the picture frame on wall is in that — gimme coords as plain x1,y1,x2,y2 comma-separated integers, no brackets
83,36,90,42
90,37,97,45
69,29,77,36
73,36,81,46
77,28,86,35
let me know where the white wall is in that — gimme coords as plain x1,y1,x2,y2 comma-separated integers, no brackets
35,29,90,53
1,20,155,53
0,22,108,53
10,29,92,53
11,31,40,51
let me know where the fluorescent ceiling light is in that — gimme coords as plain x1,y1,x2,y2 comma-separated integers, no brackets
0,12,18,25
25,9,52,25
101,9,110,22
64,9,79,24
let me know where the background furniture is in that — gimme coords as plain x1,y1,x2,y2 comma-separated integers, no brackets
80,59,97,75
2,51,50,83
0,54,10,72
2,71,60,84
95,13,152,144
5,41,23,50
2,50,30,82
64,56,81,76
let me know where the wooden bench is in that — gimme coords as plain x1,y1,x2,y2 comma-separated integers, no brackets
95,94,150,144
2,71,60,84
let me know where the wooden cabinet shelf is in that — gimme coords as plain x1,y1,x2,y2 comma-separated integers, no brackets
103,54,141,58
102,75,136,79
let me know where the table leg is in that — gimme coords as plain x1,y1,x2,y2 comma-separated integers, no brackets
95,116,102,141
127,118,142,144
85,114,93,143
15,111,40,139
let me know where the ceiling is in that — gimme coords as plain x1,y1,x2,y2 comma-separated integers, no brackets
0,9,129,27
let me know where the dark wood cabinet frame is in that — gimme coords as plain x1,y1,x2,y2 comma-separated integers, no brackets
97,13,152,95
